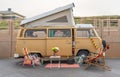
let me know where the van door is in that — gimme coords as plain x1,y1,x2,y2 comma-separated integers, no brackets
75,28,101,55
46,28,72,56
19,29,47,56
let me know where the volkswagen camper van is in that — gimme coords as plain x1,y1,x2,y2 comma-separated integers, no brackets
15,24,103,59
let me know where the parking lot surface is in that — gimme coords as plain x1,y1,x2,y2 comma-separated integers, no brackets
0,58,120,77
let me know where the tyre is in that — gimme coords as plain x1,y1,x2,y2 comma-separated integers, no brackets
77,50,89,61
29,53,42,58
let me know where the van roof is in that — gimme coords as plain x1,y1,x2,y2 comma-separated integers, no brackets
75,24,94,29
20,3,75,26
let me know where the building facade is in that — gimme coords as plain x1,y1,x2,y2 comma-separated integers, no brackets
0,8,25,21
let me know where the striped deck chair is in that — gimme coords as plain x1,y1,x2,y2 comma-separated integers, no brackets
85,48,111,71
23,48,34,66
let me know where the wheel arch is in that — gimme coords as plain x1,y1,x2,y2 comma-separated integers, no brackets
76,49,90,56
29,52,43,57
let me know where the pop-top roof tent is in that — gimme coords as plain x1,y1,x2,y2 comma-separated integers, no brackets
20,3,75,28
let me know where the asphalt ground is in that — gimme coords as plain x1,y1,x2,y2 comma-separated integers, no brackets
0,58,120,77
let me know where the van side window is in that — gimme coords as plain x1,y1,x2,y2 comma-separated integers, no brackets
88,29,96,37
77,29,96,37
24,29,46,38
49,29,71,37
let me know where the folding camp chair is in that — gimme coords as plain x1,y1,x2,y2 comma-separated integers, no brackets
23,48,40,67
85,48,111,71
23,48,34,66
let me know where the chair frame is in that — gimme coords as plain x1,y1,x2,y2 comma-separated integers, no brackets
23,48,40,67
85,48,111,71
23,48,34,66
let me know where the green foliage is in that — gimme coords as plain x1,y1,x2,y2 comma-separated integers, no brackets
0,21,8,29
74,15,120,27
0,20,21,30
14,20,21,29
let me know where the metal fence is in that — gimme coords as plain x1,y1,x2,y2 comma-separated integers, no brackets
97,19,120,43
79,19,120,42
79,19,120,58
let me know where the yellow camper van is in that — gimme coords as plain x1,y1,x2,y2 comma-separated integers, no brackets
15,24,103,59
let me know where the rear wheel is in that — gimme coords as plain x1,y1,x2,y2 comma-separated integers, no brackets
29,53,42,58
30,53,42,65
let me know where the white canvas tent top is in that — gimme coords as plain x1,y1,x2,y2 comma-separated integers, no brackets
20,3,75,28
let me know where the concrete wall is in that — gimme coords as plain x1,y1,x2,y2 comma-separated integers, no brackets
0,30,17,58
106,42,120,58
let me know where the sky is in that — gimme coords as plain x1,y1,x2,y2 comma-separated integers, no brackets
0,0,120,18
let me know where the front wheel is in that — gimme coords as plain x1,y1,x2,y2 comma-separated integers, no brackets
77,50,89,62
78,51,89,57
